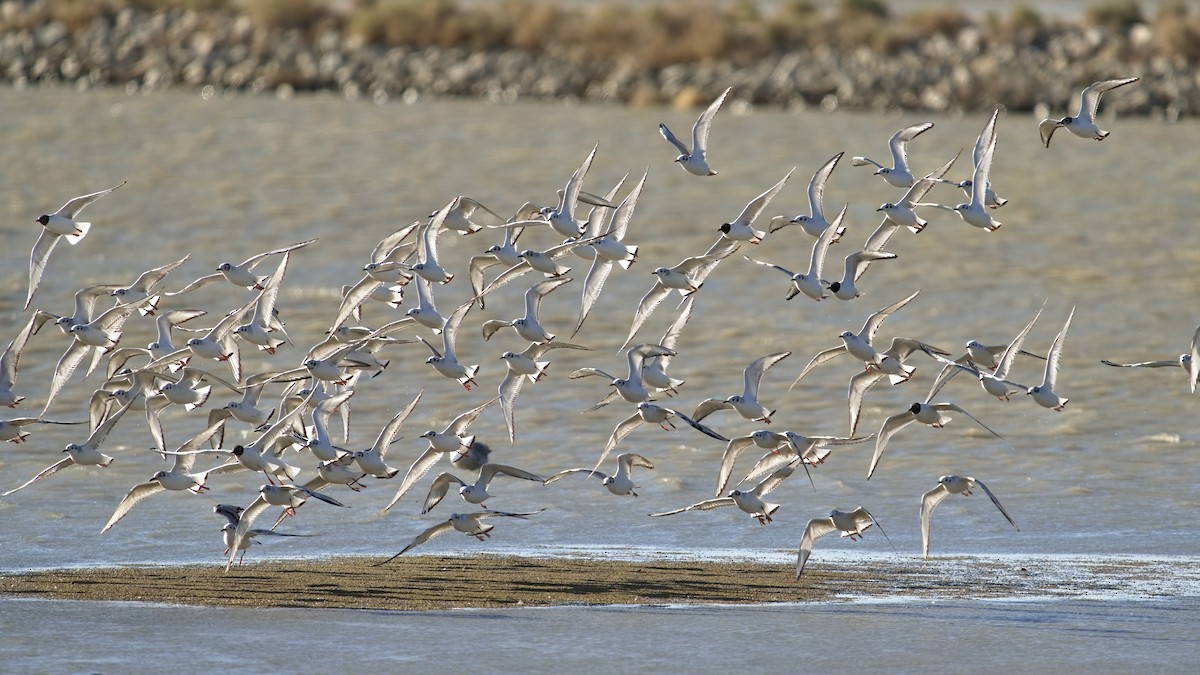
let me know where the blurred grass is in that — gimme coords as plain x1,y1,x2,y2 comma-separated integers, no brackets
7,0,1200,63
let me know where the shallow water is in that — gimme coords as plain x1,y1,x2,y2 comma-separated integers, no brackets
4,595,1198,673
0,88,1197,667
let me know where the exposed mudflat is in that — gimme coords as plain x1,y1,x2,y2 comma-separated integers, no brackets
4,554,1192,611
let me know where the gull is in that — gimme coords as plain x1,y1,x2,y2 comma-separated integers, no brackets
789,289,921,389
144,366,241,449
432,195,505,235
505,143,611,239
452,439,492,472
640,294,694,396
329,221,421,331
825,244,898,301
221,522,308,566
42,294,157,415
570,343,676,412
467,213,528,308
293,390,356,462
498,341,590,443
350,391,422,478
27,180,126,310
796,507,892,579
421,463,544,513
147,291,262,382
927,304,1046,402
620,237,740,351
213,502,312,559
845,339,952,435
262,455,369,530
407,200,456,284
165,389,316,484
406,275,445,332
307,456,369,494
921,475,1019,559
296,337,382,386
1039,77,1139,147
769,151,848,242
227,483,348,571
233,251,294,354
717,169,794,244
926,327,1049,401
374,509,544,564
594,401,727,473
474,232,596,304
206,370,280,446
1028,305,1076,411
571,170,645,337
1,399,133,497
87,367,158,429
0,315,38,408
381,396,500,512
863,152,960,250
339,282,403,326
32,283,121,342
0,416,85,444
110,253,191,316
916,109,1003,232
165,238,318,296
743,205,842,301
933,108,1008,209
481,277,573,343
1101,324,1200,393
869,398,1003,480
714,429,869,496
651,459,801,525
851,122,934,188
692,351,791,424
100,420,238,534
146,309,208,371
543,452,654,497
658,85,730,176
418,301,479,390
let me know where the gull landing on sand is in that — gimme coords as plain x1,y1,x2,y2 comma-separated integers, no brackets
921,475,1018,559
797,507,893,579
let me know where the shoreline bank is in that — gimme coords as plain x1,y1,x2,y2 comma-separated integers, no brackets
1,3,1195,115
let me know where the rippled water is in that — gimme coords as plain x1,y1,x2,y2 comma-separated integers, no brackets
0,88,1197,668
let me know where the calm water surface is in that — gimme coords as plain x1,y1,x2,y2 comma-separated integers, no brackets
0,88,1197,669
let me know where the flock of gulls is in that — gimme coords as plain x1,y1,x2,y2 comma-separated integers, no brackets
4,75,1183,581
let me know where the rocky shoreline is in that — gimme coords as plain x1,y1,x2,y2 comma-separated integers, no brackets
0,3,1196,116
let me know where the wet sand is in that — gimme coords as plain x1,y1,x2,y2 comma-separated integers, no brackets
5,554,1178,611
